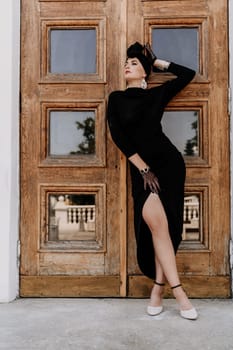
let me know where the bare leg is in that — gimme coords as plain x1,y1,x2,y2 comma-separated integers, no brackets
149,257,165,307
143,193,193,311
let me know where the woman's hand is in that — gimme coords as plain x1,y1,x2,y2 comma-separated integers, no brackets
145,43,170,71
128,154,160,193
144,43,157,65
141,169,161,194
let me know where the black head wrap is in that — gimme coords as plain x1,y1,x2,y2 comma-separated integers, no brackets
127,42,151,79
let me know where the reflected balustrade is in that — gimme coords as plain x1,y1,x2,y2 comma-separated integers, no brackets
49,195,96,241
182,195,200,241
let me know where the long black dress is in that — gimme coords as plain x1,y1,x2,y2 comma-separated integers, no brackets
107,62,195,279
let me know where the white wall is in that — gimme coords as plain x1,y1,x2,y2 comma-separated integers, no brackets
229,0,233,293
0,0,20,302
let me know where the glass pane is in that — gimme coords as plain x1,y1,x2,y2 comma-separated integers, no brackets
161,111,199,156
49,111,95,156
182,194,200,241
49,194,96,241
152,28,199,71
50,29,96,74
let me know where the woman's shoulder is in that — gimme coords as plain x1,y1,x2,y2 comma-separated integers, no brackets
109,87,163,100
147,84,165,95
108,90,124,99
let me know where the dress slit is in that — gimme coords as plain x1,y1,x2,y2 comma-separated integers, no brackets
130,154,185,280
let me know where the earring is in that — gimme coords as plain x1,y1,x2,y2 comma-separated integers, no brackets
141,78,147,89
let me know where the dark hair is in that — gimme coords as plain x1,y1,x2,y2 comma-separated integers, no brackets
127,42,151,79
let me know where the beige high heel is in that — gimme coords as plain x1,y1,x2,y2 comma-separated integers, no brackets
147,281,165,316
171,284,198,320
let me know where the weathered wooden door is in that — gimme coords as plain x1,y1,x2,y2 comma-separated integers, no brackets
20,0,128,297
21,0,230,297
127,0,230,298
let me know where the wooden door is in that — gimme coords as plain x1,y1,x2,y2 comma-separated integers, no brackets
20,0,127,297
127,0,231,298
21,0,230,298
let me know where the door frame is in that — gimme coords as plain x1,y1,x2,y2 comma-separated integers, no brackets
2,0,233,301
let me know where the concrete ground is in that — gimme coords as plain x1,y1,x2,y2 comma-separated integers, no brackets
0,298,233,350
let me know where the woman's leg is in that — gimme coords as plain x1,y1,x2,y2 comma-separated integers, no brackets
143,193,193,311
149,257,165,307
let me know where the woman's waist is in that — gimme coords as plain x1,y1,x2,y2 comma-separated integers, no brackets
136,136,179,156
133,131,171,146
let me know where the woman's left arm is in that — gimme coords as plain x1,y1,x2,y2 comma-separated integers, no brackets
153,59,196,105
145,44,195,92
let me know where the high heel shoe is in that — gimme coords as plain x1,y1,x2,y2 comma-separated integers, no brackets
147,281,165,316
171,284,198,320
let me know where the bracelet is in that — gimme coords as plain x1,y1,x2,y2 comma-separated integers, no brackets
154,59,170,71
140,167,150,175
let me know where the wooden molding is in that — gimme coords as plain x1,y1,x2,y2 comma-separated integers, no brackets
165,100,210,167
40,18,106,83
39,183,106,252
20,276,119,297
144,16,209,80
40,100,106,167
128,275,231,298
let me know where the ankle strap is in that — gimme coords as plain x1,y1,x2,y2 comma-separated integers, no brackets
171,284,182,289
154,281,165,286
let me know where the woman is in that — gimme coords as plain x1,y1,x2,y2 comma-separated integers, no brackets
107,42,197,320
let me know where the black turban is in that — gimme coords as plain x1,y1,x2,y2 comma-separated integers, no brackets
127,42,151,78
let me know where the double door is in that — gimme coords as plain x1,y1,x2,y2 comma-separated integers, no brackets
20,0,230,297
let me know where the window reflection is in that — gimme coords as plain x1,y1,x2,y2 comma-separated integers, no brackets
48,194,96,241
50,29,96,74
49,111,95,156
161,111,199,156
70,116,95,155
152,28,199,71
182,194,200,241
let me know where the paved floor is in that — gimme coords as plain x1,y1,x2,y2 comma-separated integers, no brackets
0,298,233,350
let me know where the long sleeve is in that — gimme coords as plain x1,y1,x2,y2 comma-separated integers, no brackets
107,92,137,158
160,62,195,106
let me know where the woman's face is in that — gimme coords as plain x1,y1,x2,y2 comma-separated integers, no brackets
124,58,146,83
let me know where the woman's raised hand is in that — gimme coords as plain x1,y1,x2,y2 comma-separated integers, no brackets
144,43,157,65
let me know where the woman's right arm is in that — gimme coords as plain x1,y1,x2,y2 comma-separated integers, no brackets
107,92,137,158
128,153,149,172
108,93,150,170
107,93,160,193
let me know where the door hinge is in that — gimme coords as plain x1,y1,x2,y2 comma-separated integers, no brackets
228,87,232,116
17,240,21,268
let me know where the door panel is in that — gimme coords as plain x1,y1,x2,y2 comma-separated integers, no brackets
20,0,126,297
127,0,230,297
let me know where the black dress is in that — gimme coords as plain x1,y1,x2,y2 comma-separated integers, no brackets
107,62,195,279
